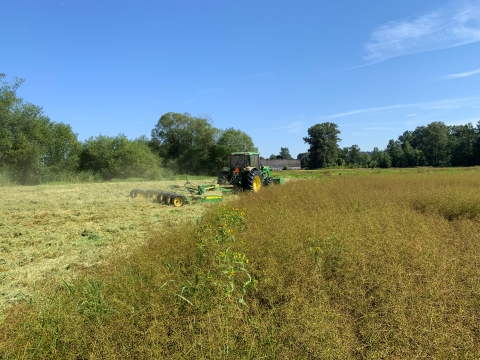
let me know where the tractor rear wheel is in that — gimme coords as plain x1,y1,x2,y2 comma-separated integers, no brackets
243,170,262,192
217,173,228,185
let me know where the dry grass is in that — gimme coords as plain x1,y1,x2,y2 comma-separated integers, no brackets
0,178,221,313
1,169,480,358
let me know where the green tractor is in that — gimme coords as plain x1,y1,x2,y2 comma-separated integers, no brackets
217,152,283,192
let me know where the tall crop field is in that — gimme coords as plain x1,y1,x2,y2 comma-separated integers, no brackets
1,169,480,358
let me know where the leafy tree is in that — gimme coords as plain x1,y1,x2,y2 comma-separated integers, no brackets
399,127,426,153
398,131,413,148
370,147,392,168
370,147,381,168
367,149,378,168
474,120,480,164
269,154,277,160
0,74,81,184
449,124,476,166
134,134,153,147
297,152,309,168
279,147,292,160
414,149,428,166
348,144,362,166
303,122,341,169
44,122,82,173
209,127,257,172
339,147,369,167
410,126,427,151
402,140,416,167
423,121,449,166
338,147,349,166
79,134,161,180
379,152,392,168
386,140,405,167
151,112,218,173
0,74,22,165
215,127,256,152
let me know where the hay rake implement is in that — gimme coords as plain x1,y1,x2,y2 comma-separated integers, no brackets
129,182,229,207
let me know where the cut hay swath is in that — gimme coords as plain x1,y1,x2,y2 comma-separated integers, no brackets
0,180,223,312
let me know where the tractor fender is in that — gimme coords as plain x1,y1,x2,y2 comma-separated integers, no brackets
244,167,261,174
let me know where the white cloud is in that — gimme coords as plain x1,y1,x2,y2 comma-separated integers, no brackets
183,99,195,105
271,121,306,133
320,96,480,119
407,113,417,117
364,0,480,63
321,104,410,119
439,67,480,79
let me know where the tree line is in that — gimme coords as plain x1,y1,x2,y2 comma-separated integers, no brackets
2,73,480,185
0,74,257,185
299,120,480,169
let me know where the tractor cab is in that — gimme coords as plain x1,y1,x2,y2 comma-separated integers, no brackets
229,152,260,171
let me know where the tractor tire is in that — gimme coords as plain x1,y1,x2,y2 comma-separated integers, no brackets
145,190,154,198
135,189,146,198
243,170,262,193
164,193,175,205
129,188,139,198
217,174,228,185
171,194,186,207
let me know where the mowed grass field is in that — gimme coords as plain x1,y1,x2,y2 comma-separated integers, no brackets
1,168,480,358
0,178,221,313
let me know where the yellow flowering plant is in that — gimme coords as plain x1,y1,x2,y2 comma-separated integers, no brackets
188,206,256,306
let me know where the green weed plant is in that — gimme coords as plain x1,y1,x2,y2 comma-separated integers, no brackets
194,206,256,306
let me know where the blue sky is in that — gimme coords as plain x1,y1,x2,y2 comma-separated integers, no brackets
2,0,480,158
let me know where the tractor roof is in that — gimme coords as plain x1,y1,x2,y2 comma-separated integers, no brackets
230,152,259,156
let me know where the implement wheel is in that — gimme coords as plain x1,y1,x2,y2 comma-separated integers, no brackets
135,189,146,198
130,188,139,198
150,190,161,200
157,192,166,203
164,193,175,205
243,170,262,193
171,194,186,207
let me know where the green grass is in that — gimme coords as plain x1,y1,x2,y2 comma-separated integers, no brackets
1,170,480,358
